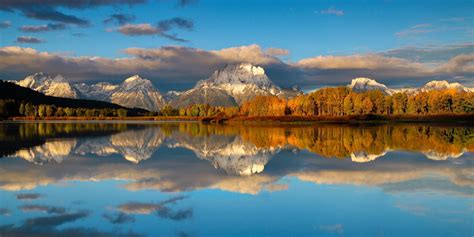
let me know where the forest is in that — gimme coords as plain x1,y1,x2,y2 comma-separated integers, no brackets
144,87,474,118
170,122,473,159
240,87,474,117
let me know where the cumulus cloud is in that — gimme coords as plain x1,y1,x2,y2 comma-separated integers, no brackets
16,36,44,43
0,43,473,90
21,7,89,26
19,23,66,32
104,13,136,25
0,20,11,29
266,48,290,56
396,24,434,38
435,53,474,73
295,54,426,71
319,7,344,16
116,17,194,42
0,0,146,26
158,17,194,31
383,43,474,62
118,23,160,35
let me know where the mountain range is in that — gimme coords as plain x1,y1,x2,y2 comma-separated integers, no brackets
11,64,473,111
349,77,473,95
15,72,166,111
0,80,144,113
12,63,301,111
10,126,465,175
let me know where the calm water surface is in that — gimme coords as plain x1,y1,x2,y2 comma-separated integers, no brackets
0,122,472,237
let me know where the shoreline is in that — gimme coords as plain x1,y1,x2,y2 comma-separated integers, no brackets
4,114,474,125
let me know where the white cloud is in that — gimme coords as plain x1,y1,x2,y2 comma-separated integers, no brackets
319,7,344,16
0,43,472,89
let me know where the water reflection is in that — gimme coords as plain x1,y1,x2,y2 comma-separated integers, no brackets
0,122,472,192
3,123,472,165
0,122,472,236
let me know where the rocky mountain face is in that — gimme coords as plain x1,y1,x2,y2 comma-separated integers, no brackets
109,75,165,111
172,63,302,107
16,73,165,111
15,64,301,110
14,70,472,112
348,77,473,95
15,72,78,98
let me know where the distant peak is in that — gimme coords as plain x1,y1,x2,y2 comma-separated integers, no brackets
350,77,388,88
350,77,383,86
422,80,470,92
30,72,49,78
53,74,66,82
424,80,449,86
124,75,143,82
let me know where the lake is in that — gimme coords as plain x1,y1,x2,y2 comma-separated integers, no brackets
0,121,472,237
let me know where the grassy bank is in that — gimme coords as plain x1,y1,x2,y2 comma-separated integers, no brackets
6,114,474,124
225,114,474,124
8,116,200,121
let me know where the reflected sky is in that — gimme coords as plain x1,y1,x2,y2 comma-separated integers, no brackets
0,122,473,237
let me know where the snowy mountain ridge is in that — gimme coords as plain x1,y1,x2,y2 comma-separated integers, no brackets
349,77,473,95
15,74,165,111
173,63,302,107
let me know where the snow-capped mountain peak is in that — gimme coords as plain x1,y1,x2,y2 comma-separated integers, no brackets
15,73,165,111
240,63,265,76
347,77,473,95
171,63,302,107
421,80,471,92
16,72,78,98
349,77,389,93
205,63,274,89
110,75,165,111
119,75,156,91
124,75,142,83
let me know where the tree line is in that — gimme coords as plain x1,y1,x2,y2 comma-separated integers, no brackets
2,87,472,119
241,87,473,117
0,100,128,118
155,87,473,117
158,122,473,158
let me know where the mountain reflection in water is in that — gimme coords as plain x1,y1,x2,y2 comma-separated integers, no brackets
2,123,472,164
0,122,472,237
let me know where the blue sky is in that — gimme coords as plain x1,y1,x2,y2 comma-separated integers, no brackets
0,0,473,90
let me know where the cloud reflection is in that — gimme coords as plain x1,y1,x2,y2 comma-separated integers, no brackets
16,193,42,200
102,212,135,224
24,211,89,227
20,205,66,215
